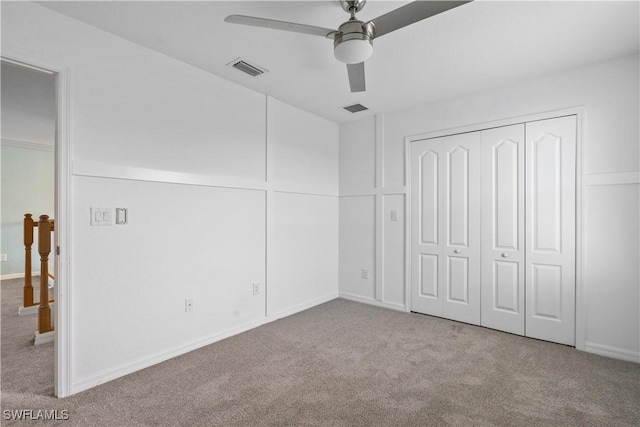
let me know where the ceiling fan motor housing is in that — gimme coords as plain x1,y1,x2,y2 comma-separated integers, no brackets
333,19,374,64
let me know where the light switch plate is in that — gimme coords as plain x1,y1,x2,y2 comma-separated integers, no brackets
390,210,399,221
90,208,112,226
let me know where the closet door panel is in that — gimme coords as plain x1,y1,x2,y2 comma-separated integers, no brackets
441,133,481,325
411,141,443,316
420,150,439,246
419,253,439,298
411,132,481,325
480,124,526,335
525,116,576,346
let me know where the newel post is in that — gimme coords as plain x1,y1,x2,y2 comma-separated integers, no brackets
37,215,53,334
23,214,35,307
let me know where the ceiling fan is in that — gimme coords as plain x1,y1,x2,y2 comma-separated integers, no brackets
225,0,471,93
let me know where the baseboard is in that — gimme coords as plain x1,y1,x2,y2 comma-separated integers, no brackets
1,271,40,280
71,316,267,395
339,292,407,312
583,341,640,363
269,292,339,321
19,305,39,316
34,330,55,346
70,292,339,396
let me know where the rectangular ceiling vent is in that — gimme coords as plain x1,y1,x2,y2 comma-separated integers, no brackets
227,58,268,77
343,103,368,113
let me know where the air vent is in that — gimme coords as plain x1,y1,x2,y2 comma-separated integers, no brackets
343,103,368,113
227,58,268,77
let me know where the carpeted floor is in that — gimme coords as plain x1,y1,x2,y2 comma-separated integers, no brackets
2,278,639,426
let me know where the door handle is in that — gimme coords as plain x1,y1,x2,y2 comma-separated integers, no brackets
501,252,509,258
453,249,461,254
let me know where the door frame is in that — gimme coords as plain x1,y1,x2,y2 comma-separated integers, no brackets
404,106,585,351
2,53,72,397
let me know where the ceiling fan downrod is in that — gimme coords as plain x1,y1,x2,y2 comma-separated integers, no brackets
340,0,367,15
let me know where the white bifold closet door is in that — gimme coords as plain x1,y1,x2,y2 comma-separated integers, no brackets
411,115,576,346
410,132,481,325
524,117,576,346
480,124,526,336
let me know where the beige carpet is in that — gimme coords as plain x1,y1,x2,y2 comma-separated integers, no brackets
2,278,639,426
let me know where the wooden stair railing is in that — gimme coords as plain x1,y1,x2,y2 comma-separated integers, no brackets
22,213,55,337
23,214,36,309
23,214,55,308
38,215,54,334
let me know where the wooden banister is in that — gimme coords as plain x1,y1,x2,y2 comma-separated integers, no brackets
37,214,53,334
23,214,56,312
23,214,36,308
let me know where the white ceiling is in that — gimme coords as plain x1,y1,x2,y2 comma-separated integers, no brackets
39,1,639,124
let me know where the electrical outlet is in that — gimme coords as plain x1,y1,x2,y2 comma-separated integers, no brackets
185,298,194,312
362,268,369,279
115,207,128,225
390,209,399,221
252,282,260,296
0,254,7,262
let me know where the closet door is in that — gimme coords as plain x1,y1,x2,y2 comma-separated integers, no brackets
411,139,443,317
525,116,576,345
411,132,481,325
441,133,481,324
480,124,526,335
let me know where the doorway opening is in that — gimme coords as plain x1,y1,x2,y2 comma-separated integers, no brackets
1,56,70,397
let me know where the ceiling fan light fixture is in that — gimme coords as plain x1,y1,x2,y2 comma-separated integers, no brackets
334,38,373,64
334,18,374,64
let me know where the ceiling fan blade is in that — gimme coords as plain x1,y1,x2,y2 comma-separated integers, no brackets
367,1,471,38
225,15,338,38
347,62,366,93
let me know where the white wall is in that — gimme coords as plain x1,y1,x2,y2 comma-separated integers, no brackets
339,53,640,363
267,98,339,319
2,2,338,395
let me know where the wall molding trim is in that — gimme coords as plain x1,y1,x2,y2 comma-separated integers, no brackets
1,138,54,151
73,160,267,192
339,186,406,197
73,160,340,197
583,342,640,364
584,171,640,186
405,107,583,142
